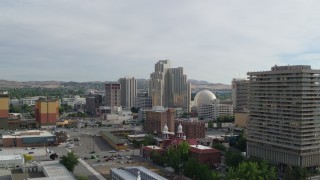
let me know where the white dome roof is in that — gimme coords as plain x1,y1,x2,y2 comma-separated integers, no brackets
177,123,183,133
194,90,216,106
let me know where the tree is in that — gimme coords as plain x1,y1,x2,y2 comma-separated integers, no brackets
226,161,276,180
212,143,226,152
23,154,33,163
130,107,140,113
183,158,221,180
60,151,79,172
225,149,244,167
208,120,213,129
76,175,88,180
150,151,166,166
284,166,308,180
50,153,59,160
234,132,246,152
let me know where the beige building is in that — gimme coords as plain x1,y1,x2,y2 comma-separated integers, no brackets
105,83,121,110
149,60,191,112
247,65,320,168
119,77,137,108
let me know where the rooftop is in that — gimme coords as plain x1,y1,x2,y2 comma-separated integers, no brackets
3,130,55,139
0,154,23,161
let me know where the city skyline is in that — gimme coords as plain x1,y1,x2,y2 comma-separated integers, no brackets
2,1,320,84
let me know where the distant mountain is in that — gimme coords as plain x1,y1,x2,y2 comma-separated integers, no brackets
0,79,231,91
188,79,231,90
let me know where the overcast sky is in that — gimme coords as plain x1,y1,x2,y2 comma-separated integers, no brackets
1,0,320,84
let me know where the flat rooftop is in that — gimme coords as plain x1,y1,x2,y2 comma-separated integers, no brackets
3,130,55,139
0,154,23,161
190,145,212,150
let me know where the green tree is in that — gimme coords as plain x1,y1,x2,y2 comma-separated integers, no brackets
284,166,308,180
235,132,247,152
130,107,139,113
60,151,79,172
225,149,244,167
150,151,166,166
208,120,213,129
226,161,276,180
212,143,226,152
23,154,33,163
9,104,20,113
183,158,221,180
76,175,88,180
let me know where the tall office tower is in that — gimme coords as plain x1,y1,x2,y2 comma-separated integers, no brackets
118,77,137,108
0,94,9,128
232,78,249,112
149,60,191,112
247,65,320,168
35,99,59,128
86,94,103,116
105,83,121,108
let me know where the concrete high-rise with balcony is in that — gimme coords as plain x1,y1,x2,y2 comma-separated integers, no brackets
105,83,121,108
119,77,137,108
247,65,320,168
149,60,191,112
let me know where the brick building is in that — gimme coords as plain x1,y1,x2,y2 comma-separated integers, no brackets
35,99,59,128
175,119,205,139
190,145,221,167
144,107,175,135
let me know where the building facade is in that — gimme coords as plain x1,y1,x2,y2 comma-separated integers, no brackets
134,96,152,109
144,107,175,135
2,130,56,147
175,119,205,139
119,77,137,108
232,78,249,112
105,83,121,109
86,94,102,116
35,99,59,128
247,65,320,168
149,60,191,112
0,94,9,128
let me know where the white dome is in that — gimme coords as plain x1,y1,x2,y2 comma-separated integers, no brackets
177,123,183,133
194,90,216,106
163,124,168,133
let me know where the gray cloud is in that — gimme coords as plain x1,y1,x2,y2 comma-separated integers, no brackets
1,0,320,83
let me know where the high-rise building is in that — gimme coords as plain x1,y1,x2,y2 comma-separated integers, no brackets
0,94,9,128
232,78,249,112
86,94,102,116
118,77,137,108
35,99,59,128
105,83,121,108
149,60,191,112
247,65,320,168
144,106,175,135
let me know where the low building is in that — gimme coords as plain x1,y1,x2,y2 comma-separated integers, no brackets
0,154,24,169
189,145,221,168
141,145,165,159
111,166,167,180
2,130,56,147
100,130,128,151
